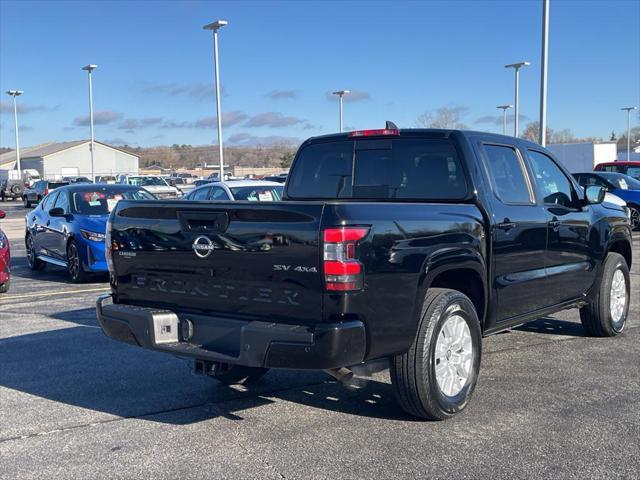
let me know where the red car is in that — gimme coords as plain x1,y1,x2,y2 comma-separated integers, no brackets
595,161,640,180
0,209,9,293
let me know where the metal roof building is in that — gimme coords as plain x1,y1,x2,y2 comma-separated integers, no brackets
0,140,138,179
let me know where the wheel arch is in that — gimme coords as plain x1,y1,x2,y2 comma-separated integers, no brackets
608,237,632,269
417,250,488,330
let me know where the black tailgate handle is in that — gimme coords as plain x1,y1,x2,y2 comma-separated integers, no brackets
177,211,229,234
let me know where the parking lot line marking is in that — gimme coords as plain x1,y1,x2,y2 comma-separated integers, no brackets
0,287,108,301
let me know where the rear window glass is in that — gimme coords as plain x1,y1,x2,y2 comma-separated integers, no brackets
287,138,467,200
48,182,69,189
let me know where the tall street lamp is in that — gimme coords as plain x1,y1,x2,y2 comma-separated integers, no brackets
621,107,637,161
505,61,530,137
539,0,550,146
332,90,350,132
82,64,97,181
6,90,23,178
203,19,228,180
496,104,513,135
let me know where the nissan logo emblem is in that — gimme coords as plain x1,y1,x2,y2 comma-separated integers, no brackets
192,235,215,258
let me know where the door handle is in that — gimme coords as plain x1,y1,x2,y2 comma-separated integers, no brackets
497,222,517,231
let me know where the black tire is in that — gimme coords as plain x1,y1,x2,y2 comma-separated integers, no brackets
0,280,9,293
23,196,31,209
25,235,45,270
580,252,630,337
390,288,482,420
629,205,640,231
67,240,90,283
208,364,269,386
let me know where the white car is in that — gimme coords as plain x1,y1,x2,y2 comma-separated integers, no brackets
117,175,182,199
182,180,284,202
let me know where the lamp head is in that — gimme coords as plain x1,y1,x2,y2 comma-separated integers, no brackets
204,20,228,31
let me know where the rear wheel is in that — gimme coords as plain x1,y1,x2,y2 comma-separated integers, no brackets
0,280,9,293
629,205,640,231
208,364,269,386
390,288,482,420
580,252,630,336
26,235,45,270
67,240,89,283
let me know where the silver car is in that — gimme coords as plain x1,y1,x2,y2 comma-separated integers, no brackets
182,180,284,202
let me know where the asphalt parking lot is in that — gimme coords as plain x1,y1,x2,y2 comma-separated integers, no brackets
1,200,639,479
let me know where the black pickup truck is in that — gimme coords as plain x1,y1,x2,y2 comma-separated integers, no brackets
97,128,633,420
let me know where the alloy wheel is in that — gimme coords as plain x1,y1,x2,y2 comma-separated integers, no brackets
630,207,640,231
434,313,473,397
68,244,80,281
26,237,36,267
609,268,627,330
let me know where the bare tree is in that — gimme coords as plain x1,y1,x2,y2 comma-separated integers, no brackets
415,106,469,129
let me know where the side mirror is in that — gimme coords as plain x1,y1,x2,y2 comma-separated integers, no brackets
584,185,605,205
0,210,5,219
49,207,66,217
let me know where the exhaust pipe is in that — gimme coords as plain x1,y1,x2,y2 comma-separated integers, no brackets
324,367,354,383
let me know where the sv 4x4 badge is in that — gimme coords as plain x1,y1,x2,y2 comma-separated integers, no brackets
273,265,318,273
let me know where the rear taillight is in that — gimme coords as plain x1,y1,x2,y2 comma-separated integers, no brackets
323,227,369,292
44,189,49,196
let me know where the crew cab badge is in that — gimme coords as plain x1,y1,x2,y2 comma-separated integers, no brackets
192,236,215,258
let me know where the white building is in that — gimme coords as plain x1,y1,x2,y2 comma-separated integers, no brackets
0,140,138,179
546,142,617,173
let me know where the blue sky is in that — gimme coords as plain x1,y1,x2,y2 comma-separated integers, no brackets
0,0,638,148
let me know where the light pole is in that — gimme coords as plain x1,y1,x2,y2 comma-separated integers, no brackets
539,0,550,146
496,104,513,135
621,106,637,161
203,20,228,180
6,90,23,179
82,64,97,181
505,61,530,137
332,90,350,132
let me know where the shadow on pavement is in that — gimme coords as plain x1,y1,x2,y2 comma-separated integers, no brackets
514,317,587,337
0,317,411,430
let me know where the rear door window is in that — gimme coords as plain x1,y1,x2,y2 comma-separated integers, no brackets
287,138,467,200
482,144,533,204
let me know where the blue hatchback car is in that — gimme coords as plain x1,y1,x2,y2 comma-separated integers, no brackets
25,184,155,282
573,171,640,230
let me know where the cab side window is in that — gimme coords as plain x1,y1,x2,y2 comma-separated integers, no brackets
528,150,576,208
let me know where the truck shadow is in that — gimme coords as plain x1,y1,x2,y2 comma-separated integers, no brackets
513,317,587,337
0,317,413,434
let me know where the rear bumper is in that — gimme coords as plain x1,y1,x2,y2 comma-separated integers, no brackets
96,294,366,369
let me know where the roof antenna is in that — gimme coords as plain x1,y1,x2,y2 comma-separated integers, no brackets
385,120,399,130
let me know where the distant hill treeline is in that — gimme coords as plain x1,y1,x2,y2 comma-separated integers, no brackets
122,144,298,170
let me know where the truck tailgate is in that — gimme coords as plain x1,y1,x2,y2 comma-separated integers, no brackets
109,201,325,323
